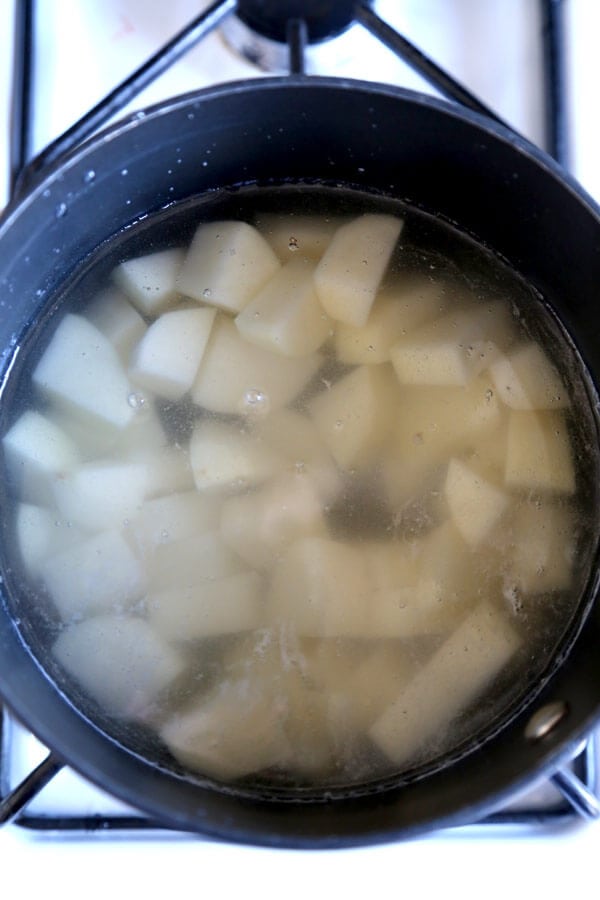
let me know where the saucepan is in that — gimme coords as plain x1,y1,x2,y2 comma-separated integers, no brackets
1,78,600,846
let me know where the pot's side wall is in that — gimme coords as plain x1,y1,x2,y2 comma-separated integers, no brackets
1,79,600,846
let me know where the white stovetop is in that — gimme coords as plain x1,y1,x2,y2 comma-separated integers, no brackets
1,1,600,896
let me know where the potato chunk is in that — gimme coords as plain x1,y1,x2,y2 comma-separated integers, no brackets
147,532,244,592
32,314,134,430
52,461,148,532
86,288,147,360
15,503,83,578
309,364,396,469
235,258,332,357
444,458,509,547
148,571,264,641
191,315,321,415
176,220,280,313
220,474,326,569
129,491,221,557
335,280,446,365
369,600,521,766
40,529,146,621
505,499,574,594
190,420,283,492
53,615,184,719
113,248,184,315
314,214,403,326
3,410,80,503
490,342,569,410
381,375,502,505
129,307,216,400
505,410,575,494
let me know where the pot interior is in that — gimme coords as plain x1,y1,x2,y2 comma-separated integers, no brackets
1,78,600,844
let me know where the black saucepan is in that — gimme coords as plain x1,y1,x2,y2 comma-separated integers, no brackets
1,78,600,847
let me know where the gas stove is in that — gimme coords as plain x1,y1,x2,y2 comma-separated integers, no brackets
1,0,600,893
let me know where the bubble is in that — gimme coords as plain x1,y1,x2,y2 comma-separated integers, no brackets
288,236,299,251
202,288,212,299
241,389,270,416
127,391,147,410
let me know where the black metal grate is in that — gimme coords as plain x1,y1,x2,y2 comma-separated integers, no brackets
2,0,598,836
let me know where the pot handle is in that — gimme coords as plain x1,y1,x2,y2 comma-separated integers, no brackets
551,767,600,820
0,751,63,826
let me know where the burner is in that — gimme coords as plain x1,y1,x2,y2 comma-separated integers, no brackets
235,0,373,43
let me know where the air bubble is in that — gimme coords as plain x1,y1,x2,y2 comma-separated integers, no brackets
241,389,270,416
202,288,212,299
288,236,299,251
127,391,147,410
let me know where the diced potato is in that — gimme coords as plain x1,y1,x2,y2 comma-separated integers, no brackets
220,474,326,569
191,315,322,415
505,499,574,594
254,408,342,502
129,491,221,557
147,531,244,592
52,461,147,532
32,314,134,430
160,673,291,781
39,529,146,621
48,406,121,459
256,213,340,262
381,375,502,505
369,600,521,766
190,419,283,492
3,410,80,504
112,410,195,498
268,537,370,637
390,307,501,387
335,280,446,365
176,220,280,313
129,307,216,400
444,458,509,547
314,214,403,326
235,258,332,357
86,287,147,360
308,364,396,469
113,248,185,315
490,342,569,410
148,571,264,641
505,410,575,494
15,503,83,578
53,615,184,719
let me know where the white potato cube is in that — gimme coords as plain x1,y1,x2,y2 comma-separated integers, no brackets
32,314,134,430
505,410,575,494
112,410,195,498
129,307,216,400
381,375,502,505
15,503,83,578
176,220,280,313
369,600,521,766
335,280,446,365
191,315,321,415
53,615,184,719
129,491,221,557
506,499,574,594
147,531,244,592
268,537,370,637
390,307,501,387
160,674,291,781
257,213,340,261
220,474,326,569
490,342,569,410
444,458,509,547
40,529,146,621
148,571,264,641
3,410,80,503
234,258,332,357
314,214,403,326
190,419,283,492
254,408,342,502
48,406,121,459
309,364,397,469
86,288,147,359
52,461,147,532
113,248,185,315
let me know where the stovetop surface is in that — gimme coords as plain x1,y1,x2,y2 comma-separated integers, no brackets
1,1,600,894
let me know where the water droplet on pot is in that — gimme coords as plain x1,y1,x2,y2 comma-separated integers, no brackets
83,170,96,183
55,202,67,218
121,168,129,176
